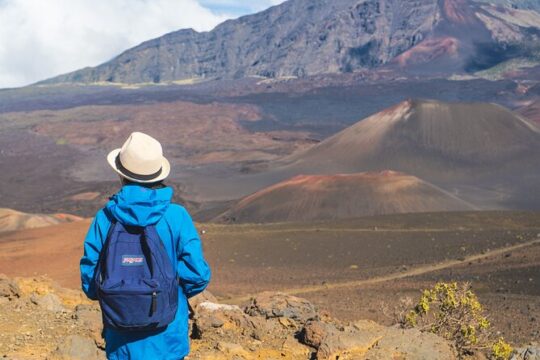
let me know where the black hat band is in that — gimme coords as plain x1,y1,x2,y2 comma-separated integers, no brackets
115,155,162,181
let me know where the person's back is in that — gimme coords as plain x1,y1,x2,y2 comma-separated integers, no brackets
80,132,211,360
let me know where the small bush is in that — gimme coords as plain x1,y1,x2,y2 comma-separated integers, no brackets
492,338,513,360
400,282,513,359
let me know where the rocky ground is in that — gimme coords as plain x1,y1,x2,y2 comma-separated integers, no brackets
2,212,540,348
2,274,540,360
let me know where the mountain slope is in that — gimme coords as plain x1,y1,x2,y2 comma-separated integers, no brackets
284,99,540,172
270,99,540,209
41,0,540,84
215,171,476,223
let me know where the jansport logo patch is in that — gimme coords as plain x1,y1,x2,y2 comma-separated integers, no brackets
121,255,145,266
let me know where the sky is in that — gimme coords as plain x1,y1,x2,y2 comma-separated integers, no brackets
0,0,285,88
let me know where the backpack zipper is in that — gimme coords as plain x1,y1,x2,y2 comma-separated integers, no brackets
151,291,157,314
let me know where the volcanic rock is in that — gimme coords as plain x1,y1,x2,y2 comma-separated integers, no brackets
30,292,65,313
192,301,261,340
52,335,105,360
0,274,526,360
302,319,456,360
244,291,319,327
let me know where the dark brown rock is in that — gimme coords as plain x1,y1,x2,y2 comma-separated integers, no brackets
300,320,328,349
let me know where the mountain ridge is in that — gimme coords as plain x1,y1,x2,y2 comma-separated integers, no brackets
39,0,540,85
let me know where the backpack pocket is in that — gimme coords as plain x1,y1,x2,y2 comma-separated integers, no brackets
99,279,166,330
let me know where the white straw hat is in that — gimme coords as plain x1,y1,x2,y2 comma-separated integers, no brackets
107,132,170,183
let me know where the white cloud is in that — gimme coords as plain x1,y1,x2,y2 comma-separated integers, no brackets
198,0,285,15
0,0,232,88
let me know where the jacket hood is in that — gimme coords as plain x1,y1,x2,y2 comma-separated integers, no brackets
106,184,173,227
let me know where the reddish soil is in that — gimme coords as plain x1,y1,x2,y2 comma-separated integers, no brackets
217,171,475,223
394,37,459,67
0,220,91,286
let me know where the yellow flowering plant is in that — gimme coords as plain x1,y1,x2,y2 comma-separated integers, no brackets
401,282,513,359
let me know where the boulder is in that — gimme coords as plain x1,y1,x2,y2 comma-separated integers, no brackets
301,319,456,360
192,301,261,341
30,292,65,312
300,320,329,349
363,322,456,360
244,292,319,328
301,320,383,359
52,335,105,360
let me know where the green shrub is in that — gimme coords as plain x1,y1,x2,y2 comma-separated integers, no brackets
401,282,513,359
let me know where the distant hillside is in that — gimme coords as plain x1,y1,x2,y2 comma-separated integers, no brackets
268,99,540,209
215,171,476,223
284,99,540,174
0,208,82,233
41,0,540,84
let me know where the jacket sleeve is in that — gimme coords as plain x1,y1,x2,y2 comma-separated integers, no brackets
80,209,111,300
177,208,211,298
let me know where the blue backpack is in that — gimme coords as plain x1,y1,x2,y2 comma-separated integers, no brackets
94,220,178,331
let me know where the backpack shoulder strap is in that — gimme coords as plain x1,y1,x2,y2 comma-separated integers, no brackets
143,223,177,279
95,217,119,285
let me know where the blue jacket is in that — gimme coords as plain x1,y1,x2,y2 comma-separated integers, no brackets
80,184,211,360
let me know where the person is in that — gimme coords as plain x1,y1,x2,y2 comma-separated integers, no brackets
80,132,211,360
